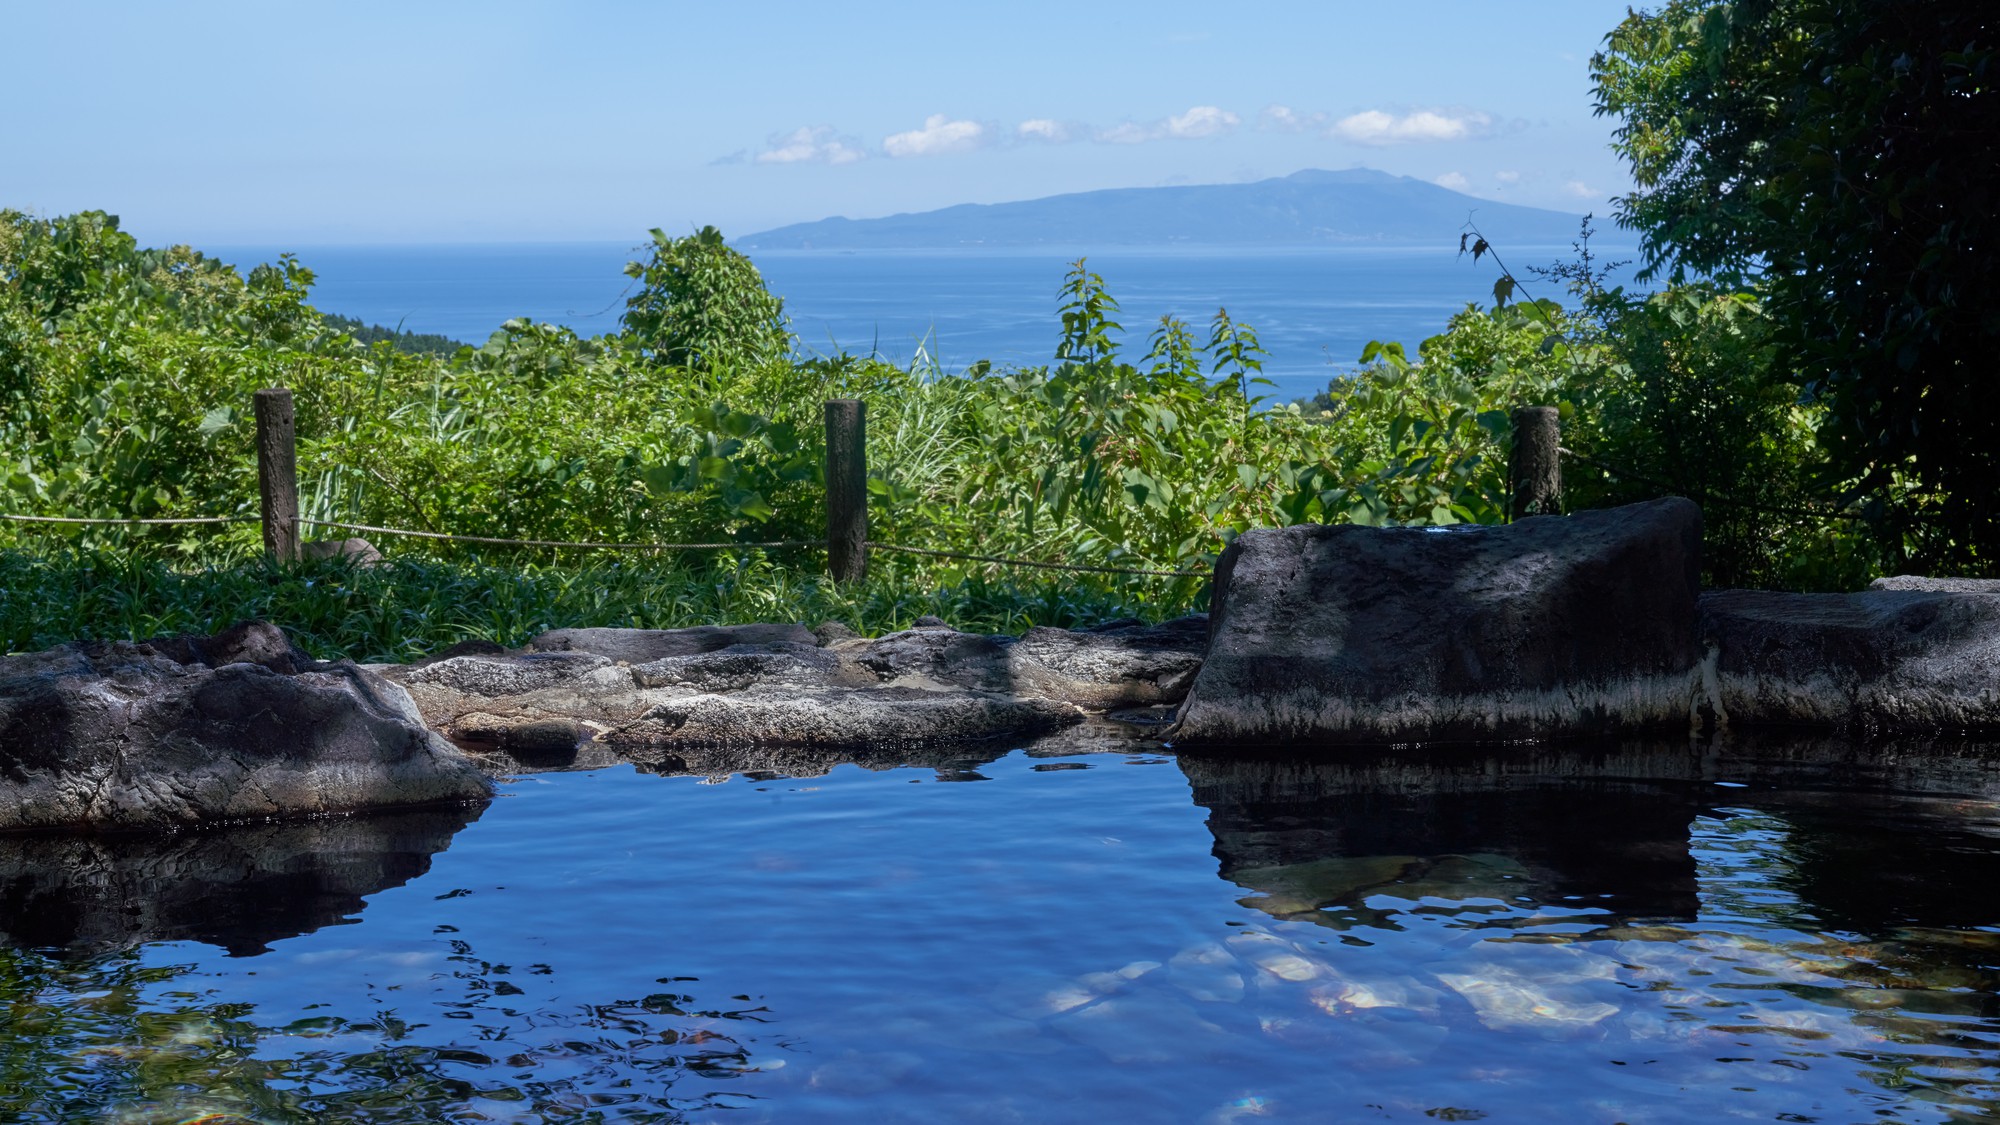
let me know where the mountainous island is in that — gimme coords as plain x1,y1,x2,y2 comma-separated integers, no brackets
736,168,1587,251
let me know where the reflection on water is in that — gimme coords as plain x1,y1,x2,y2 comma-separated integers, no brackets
1183,746,1706,925
0,806,481,956
0,939,772,1123
1176,741,2000,1122
0,735,1996,1122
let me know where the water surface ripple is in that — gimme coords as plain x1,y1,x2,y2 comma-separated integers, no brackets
2,737,1997,1123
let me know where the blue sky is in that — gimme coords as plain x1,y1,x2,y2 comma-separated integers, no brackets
3,0,1643,245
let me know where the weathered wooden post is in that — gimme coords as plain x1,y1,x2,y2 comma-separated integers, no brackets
254,387,301,563
825,398,867,583
1509,405,1562,520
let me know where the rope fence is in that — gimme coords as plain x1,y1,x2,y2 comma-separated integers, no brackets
866,542,1208,578
0,509,1208,579
1554,446,1942,525
0,394,1213,583
301,519,818,552
0,514,258,526
0,510,1207,578
1513,406,1950,528
29,392,1908,582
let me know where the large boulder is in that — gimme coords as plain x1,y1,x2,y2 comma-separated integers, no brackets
0,622,491,832
1172,498,1705,744
382,617,1208,749
1700,588,2000,731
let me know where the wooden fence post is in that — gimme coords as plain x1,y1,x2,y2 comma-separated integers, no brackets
1509,405,1562,520
825,399,867,583
254,387,301,562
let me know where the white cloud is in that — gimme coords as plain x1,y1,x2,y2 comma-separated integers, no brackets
883,114,989,158
737,105,1243,164
1165,105,1240,139
1434,171,1471,191
1095,105,1240,145
1329,108,1495,146
1017,118,1074,143
1495,170,1521,184
1259,104,1328,133
1095,121,1156,145
746,125,866,165
1565,179,1598,198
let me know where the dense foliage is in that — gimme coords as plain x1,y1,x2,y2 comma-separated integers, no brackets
620,225,792,371
1593,0,1998,570
3,113,1975,654
319,313,465,356
0,213,1558,605
0,549,1174,662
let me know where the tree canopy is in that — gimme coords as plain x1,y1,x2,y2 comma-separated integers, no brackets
1593,0,1999,568
619,225,791,372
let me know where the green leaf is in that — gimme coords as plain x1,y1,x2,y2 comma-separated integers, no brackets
196,406,232,437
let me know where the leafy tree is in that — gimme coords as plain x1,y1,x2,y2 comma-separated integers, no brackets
620,225,791,372
320,312,465,357
1593,0,2000,570
1570,286,1857,589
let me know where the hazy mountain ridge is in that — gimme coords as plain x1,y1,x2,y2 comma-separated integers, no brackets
737,169,1586,250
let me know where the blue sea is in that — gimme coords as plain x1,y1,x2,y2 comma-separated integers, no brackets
210,241,1628,403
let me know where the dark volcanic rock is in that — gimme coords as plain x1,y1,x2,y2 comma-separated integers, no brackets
383,617,1210,749
0,622,491,831
631,643,849,693
1700,588,2000,731
1172,498,1705,744
527,623,816,664
1869,575,2000,596
137,618,317,675
609,686,1081,747
1012,616,1207,709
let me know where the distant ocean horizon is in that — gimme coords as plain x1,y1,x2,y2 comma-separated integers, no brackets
208,241,1631,403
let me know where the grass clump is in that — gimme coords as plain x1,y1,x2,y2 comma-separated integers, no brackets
0,547,1199,663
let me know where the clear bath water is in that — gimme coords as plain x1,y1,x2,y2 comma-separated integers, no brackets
2,736,1998,1123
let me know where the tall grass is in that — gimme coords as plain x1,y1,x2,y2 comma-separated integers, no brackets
0,547,1200,662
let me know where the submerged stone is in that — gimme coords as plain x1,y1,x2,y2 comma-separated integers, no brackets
1435,956,1620,1033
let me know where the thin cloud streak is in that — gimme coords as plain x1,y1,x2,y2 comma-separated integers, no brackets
1259,104,1329,133
1016,118,1075,143
729,103,1251,165
1329,108,1496,146
1095,105,1241,144
883,114,990,158
716,125,868,166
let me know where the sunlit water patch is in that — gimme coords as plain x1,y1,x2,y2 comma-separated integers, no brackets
2,738,1998,1122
